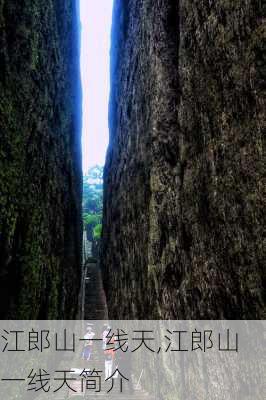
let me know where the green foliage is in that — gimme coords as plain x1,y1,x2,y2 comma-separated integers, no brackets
83,190,103,214
83,166,104,232
85,165,103,181
93,223,102,240
83,213,101,242
83,213,101,229
83,165,103,214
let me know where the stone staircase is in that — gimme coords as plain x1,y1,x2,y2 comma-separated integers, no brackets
84,261,108,320
82,232,92,263
64,242,155,400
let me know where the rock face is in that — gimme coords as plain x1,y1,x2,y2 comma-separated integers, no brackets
102,0,266,319
0,0,82,318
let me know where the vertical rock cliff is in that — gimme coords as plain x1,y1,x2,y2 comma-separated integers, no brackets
0,0,82,318
102,0,265,319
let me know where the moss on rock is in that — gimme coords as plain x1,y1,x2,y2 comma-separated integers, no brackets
0,0,82,319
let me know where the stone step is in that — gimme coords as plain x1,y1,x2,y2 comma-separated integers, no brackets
81,259,154,399
83,263,108,320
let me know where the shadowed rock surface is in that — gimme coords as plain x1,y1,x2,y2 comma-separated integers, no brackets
0,0,82,318
102,0,266,319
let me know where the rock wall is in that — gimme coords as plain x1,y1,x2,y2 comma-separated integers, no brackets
0,0,82,318
102,0,266,319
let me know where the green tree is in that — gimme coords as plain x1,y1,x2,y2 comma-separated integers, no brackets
93,224,102,240
83,165,103,214
83,166,103,243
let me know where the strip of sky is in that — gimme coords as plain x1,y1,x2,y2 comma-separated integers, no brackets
80,1,113,172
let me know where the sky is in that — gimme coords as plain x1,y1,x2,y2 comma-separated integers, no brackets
80,1,113,173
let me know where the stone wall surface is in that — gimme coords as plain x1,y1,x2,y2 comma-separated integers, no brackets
0,0,82,318
102,0,266,319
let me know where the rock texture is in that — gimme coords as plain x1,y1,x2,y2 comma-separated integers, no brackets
102,0,266,319
0,0,82,318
